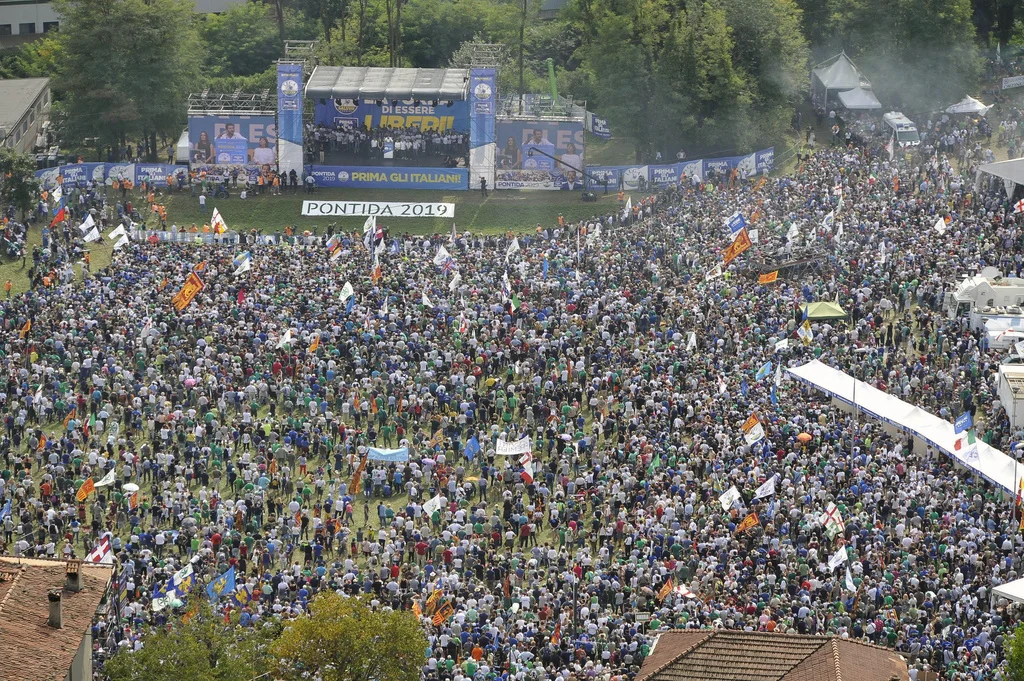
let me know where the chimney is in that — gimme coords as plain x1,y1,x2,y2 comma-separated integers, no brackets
47,590,62,629
65,560,82,593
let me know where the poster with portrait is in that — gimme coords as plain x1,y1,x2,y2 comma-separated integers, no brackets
494,121,585,190
188,115,278,180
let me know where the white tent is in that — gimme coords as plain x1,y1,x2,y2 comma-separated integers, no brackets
993,577,1024,605
837,87,882,110
946,96,992,116
786,360,1021,493
976,157,1024,196
811,52,872,105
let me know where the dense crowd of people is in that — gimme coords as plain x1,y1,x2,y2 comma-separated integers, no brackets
4,110,1024,681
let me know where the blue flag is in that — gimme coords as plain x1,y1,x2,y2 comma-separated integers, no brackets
229,583,254,608
345,296,355,315
207,566,236,601
465,435,481,462
954,412,973,434
0,499,9,520
770,383,778,406
756,361,772,381
543,257,549,280
740,378,749,397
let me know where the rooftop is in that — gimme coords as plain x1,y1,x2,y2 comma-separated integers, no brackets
637,630,908,681
0,77,49,130
0,557,113,681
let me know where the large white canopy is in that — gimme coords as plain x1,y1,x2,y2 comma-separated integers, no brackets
977,157,1024,188
994,577,1024,605
812,53,868,90
786,360,1020,493
837,87,881,110
946,96,992,116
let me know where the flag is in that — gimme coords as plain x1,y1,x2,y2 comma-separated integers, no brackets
425,589,443,616
885,136,894,161
207,566,237,601
705,263,723,281
770,383,778,406
193,260,208,273
18,319,31,339
51,184,62,205
822,502,845,538
774,364,782,387
233,256,252,276
796,319,813,345
76,477,95,502
276,329,293,349
433,245,453,267
735,512,760,535
36,432,46,452
128,491,138,510
845,567,856,591
85,536,113,565
95,467,117,488
232,251,251,268
509,292,521,313
84,227,101,243
449,272,462,292
542,257,549,279
506,238,520,261
308,334,320,353
740,378,749,398
107,224,127,241
828,545,849,570
77,214,95,234
501,270,513,300
340,281,354,302
551,621,562,644
171,271,205,312
656,577,674,601
726,213,747,239
210,208,228,234
822,210,835,232
422,288,434,308
953,428,979,465
229,583,255,610
113,235,129,251
49,207,66,227
741,413,765,445
754,475,777,499
722,228,752,266
624,195,632,216
519,452,535,485
450,222,458,246
345,296,355,315
934,215,947,235
350,454,368,495
758,271,779,285
465,435,481,462
755,361,772,381
719,486,741,511
412,601,423,618
687,332,697,350
432,601,454,626
423,495,443,516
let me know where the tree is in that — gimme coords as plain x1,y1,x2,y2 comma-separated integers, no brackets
201,3,286,78
1006,621,1024,681
271,593,428,681
52,0,203,161
0,148,41,222
103,599,279,681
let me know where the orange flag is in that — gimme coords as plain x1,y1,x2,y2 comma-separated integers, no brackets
758,271,779,285
75,477,95,502
308,334,320,353
19,319,31,339
722,228,752,266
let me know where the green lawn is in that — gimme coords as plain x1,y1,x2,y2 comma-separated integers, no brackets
156,186,621,235
0,224,116,297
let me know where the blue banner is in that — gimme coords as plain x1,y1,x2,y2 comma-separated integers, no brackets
469,67,497,190
278,63,304,175
314,99,469,133
133,163,186,184
648,164,681,187
367,447,409,462
756,147,775,174
954,412,973,434
585,111,611,140
494,120,586,190
586,147,773,189
307,165,468,190
584,165,647,191
59,163,107,187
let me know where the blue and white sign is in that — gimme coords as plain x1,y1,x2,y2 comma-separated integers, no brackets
367,447,409,462
307,165,468,191
585,111,611,140
954,412,973,434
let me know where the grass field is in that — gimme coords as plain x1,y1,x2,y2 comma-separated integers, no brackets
158,186,622,235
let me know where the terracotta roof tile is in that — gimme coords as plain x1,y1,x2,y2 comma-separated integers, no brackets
0,557,112,681
638,631,909,681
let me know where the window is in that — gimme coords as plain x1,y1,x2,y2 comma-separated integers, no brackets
0,25,11,36
19,23,36,35
42,22,59,33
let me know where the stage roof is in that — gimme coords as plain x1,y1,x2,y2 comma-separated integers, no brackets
305,66,470,102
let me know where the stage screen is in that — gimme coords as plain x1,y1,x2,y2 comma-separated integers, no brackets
188,115,278,179
494,120,585,190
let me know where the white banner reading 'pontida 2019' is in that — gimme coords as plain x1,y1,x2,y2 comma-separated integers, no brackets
301,201,456,218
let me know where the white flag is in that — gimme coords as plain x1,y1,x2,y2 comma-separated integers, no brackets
233,257,252,276
624,196,632,216
423,495,443,515
339,281,354,302
718,486,741,511
276,329,294,349
934,216,947,235
774,338,789,352
84,226,101,243
210,207,228,234
449,272,462,292
433,245,452,266
774,364,782,387
748,229,759,244
845,567,856,591
422,288,433,308
51,185,62,204
77,214,95,234
450,222,457,246
786,222,799,242
705,264,723,281
506,237,520,260
94,467,117,488
362,215,376,234
107,224,126,240
113,235,130,250
753,475,776,499
686,331,697,351
828,545,849,570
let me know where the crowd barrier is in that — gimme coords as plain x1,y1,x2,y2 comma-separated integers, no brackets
585,147,775,191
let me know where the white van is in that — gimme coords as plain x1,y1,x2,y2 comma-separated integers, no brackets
882,112,920,147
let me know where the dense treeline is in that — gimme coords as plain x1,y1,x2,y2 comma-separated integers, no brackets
0,0,998,161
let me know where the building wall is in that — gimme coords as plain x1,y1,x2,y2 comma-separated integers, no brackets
67,630,92,681
0,0,243,46
2,82,50,153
